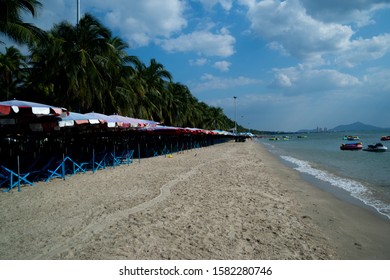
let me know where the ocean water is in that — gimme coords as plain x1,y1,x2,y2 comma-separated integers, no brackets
255,131,390,220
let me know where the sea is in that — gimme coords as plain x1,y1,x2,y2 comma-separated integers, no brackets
255,131,390,220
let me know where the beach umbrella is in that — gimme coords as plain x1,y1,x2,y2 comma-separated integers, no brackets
84,112,117,128
109,115,159,128
0,99,68,117
144,125,183,135
131,118,159,127
58,112,100,127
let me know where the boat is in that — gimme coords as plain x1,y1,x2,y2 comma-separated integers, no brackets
269,137,280,141
380,136,390,141
343,135,360,141
363,143,388,152
340,142,363,150
297,135,307,138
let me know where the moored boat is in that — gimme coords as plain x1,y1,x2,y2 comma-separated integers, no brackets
343,135,360,141
380,136,390,141
363,143,388,152
340,142,363,150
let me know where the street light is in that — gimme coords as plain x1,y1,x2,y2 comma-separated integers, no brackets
233,96,237,133
77,0,80,23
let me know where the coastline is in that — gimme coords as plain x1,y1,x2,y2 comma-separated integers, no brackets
1,140,390,259
254,141,390,259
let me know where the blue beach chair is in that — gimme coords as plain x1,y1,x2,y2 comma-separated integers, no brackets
0,165,34,192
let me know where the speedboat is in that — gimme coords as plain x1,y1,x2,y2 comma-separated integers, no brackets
340,142,363,150
363,143,387,152
380,136,390,141
343,135,359,141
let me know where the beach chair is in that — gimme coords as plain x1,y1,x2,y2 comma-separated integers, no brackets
91,151,108,172
161,145,170,157
76,151,109,173
0,165,34,192
114,149,134,165
45,156,86,182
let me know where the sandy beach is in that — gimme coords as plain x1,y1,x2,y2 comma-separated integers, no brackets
1,140,390,260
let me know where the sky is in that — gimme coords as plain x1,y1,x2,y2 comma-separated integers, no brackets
4,0,390,131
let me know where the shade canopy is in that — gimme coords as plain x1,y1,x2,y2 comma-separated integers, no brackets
58,112,100,127
84,112,118,128
0,99,68,117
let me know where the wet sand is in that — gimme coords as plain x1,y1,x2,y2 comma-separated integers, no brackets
1,140,390,259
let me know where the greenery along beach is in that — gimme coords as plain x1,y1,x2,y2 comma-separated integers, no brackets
0,1,243,133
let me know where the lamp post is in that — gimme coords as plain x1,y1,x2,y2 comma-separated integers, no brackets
234,96,237,133
77,0,80,23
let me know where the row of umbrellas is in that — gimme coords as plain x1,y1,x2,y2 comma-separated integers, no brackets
0,99,158,129
0,99,234,136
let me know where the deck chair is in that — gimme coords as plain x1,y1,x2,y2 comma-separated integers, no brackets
1,165,34,192
114,149,134,165
45,156,87,181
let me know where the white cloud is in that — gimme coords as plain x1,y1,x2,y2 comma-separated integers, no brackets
160,29,235,57
242,0,354,62
271,66,361,92
23,1,188,47
83,0,187,46
335,34,390,67
189,58,208,66
196,0,234,11
213,60,231,71
191,73,260,92
300,0,390,27
240,0,390,69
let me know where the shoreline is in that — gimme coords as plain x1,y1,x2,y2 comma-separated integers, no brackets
276,152,390,222
254,141,390,259
1,140,390,259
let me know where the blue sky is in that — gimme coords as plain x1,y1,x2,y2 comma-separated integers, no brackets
5,0,390,131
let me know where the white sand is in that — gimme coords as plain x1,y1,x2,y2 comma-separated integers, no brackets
1,140,390,259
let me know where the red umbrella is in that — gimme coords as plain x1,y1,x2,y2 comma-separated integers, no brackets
84,112,118,128
0,99,68,117
58,112,100,127
109,115,159,128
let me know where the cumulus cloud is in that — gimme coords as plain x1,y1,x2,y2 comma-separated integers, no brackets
335,34,390,67
213,60,231,71
159,29,235,57
84,0,187,46
300,0,390,27
271,66,361,93
191,73,260,92
241,0,354,62
196,0,234,11
23,0,188,47
189,58,208,66
239,0,390,68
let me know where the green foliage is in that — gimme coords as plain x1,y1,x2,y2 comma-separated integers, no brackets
0,6,236,131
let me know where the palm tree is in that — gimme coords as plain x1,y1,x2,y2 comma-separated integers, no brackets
28,14,132,112
0,46,28,99
0,0,45,45
132,58,172,121
203,106,227,130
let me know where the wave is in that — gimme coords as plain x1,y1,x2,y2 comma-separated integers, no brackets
281,155,390,220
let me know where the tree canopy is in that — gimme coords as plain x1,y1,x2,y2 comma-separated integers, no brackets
0,6,236,131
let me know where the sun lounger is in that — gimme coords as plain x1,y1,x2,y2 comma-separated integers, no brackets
1,165,34,192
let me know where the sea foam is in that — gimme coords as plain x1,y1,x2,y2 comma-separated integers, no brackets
281,155,390,220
